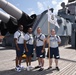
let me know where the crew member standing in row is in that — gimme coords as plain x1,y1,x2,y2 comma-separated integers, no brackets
35,27,46,71
14,25,24,72
24,28,34,71
47,29,61,71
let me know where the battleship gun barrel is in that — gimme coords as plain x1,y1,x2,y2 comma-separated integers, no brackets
0,11,10,23
0,0,22,20
0,0,36,33
0,20,1,23
0,11,18,34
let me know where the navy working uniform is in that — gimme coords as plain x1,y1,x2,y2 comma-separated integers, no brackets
14,30,24,57
49,35,61,59
24,33,34,56
35,33,45,58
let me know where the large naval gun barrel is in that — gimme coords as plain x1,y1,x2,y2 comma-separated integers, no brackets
0,0,36,33
0,11,18,35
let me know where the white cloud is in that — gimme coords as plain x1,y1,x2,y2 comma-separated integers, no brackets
52,0,57,5
27,8,35,15
43,1,49,6
37,2,44,11
43,1,51,9
43,1,46,6
29,11,35,15
30,11,35,14
54,2,62,14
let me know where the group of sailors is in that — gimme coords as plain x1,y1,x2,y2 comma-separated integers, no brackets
14,24,61,72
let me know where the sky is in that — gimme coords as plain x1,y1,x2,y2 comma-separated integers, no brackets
0,0,68,16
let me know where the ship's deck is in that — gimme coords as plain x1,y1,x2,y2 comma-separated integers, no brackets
0,45,76,75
